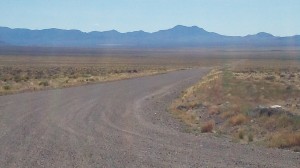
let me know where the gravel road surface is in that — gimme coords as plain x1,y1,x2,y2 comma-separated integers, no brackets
0,68,299,168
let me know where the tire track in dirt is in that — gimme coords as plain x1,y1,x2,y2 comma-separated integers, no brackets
0,68,299,167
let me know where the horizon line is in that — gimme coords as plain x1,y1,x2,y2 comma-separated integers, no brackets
0,25,299,37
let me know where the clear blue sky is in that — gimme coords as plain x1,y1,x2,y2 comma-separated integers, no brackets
0,0,299,36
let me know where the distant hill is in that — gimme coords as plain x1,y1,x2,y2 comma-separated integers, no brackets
0,40,8,46
0,25,299,48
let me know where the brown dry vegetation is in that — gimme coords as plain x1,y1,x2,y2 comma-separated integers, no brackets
170,59,300,151
0,55,226,95
268,132,300,149
201,120,215,133
2,48,300,151
229,114,247,126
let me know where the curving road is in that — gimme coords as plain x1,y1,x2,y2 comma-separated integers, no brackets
0,68,299,168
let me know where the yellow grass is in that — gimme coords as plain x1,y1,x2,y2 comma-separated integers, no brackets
268,132,300,148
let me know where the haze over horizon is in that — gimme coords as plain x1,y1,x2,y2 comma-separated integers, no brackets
0,0,299,36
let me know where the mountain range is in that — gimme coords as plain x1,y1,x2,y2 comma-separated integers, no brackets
0,25,299,48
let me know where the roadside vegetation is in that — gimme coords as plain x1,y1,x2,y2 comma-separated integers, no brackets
170,59,300,151
0,57,174,95
0,56,224,95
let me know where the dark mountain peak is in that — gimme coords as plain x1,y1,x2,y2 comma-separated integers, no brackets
246,32,274,38
256,32,274,37
170,25,205,32
43,28,61,31
103,30,120,34
42,28,83,33
125,30,149,38
153,25,212,38
173,25,189,29
88,30,120,37
133,30,145,33
127,30,147,34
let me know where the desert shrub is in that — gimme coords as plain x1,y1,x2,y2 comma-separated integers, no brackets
229,114,247,126
3,85,11,90
88,78,95,82
248,133,254,142
39,81,49,86
127,69,138,73
23,76,29,81
201,120,215,133
268,132,300,148
286,85,293,91
35,71,45,79
238,130,244,139
208,105,219,115
14,75,22,83
69,75,78,79
291,116,300,129
221,111,235,119
83,74,91,78
262,114,299,131
277,115,294,128
265,75,275,81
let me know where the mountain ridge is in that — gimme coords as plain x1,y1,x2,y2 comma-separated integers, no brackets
0,25,299,48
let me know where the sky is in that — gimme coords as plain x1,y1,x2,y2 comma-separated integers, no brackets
0,0,299,36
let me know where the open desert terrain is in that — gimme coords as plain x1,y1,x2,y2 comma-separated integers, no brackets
0,48,299,167
1,0,300,167
171,59,300,152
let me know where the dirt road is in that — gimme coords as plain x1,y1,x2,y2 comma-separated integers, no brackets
0,68,299,167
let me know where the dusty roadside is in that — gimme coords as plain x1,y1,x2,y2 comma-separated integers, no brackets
0,68,298,167
170,60,300,151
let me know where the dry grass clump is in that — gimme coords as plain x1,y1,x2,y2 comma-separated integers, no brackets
208,105,219,115
238,130,244,139
221,111,235,119
262,114,300,131
3,85,11,90
268,132,300,149
237,129,254,143
248,133,254,142
229,114,247,126
39,81,49,86
201,120,215,133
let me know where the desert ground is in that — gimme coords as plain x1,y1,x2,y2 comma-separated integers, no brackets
171,59,300,151
0,47,299,167
0,47,230,95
